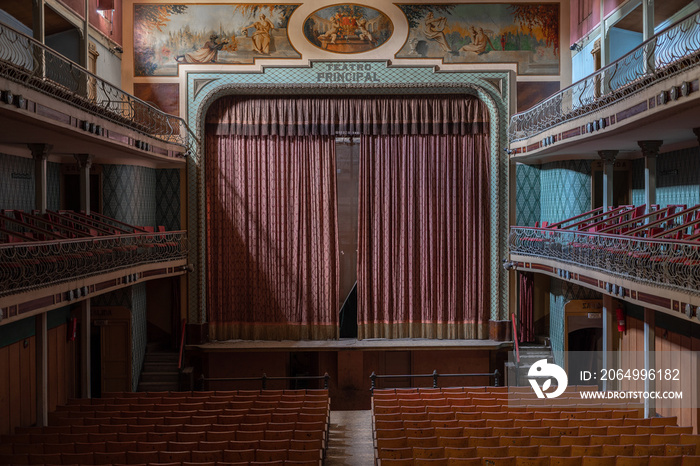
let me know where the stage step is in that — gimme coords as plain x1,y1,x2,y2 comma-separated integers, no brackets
138,346,180,392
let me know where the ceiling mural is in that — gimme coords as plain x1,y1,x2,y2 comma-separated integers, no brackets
395,3,560,75
133,4,301,76
303,4,394,54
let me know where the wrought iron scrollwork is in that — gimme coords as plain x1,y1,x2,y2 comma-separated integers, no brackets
508,11,700,143
509,227,700,295
0,23,198,155
0,232,188,297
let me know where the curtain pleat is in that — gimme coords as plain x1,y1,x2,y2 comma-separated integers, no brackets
205,94,490,341
357,133,491,339
206,95,490,136
205,133,339,340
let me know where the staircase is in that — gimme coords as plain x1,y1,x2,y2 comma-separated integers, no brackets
506,337,555,387
137,343,180,392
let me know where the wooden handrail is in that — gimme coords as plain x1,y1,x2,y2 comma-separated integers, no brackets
548,206,606,229
562,206,634,231
598,206,673,234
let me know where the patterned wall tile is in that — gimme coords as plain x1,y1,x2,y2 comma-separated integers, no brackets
0,154,62,212
516,163,540,226
0,153,35,211
630,147,700,207
156,169,181,231
549,277,601,366
48,162,61,211
540,160,591,224
103,164,157,227
92,288,132,307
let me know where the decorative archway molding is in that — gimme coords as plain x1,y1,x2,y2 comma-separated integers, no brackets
185,60,512,334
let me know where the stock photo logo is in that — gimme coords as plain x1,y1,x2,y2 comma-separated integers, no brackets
528,359,569,399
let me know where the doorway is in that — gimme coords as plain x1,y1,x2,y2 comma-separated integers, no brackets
62,172,101,213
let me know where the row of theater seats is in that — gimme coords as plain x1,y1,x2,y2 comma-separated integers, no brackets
0,209,166,243
371,387,699,466
535,204,700,241
0,390,329,466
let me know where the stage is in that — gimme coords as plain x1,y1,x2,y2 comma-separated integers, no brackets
187,338,512,410
189,338,513,352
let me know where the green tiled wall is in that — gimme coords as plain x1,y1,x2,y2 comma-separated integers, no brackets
549,278,601,366
516,163,540,226
103,164,157,227
0,153,60,211
631,147,700,207
540,160,592,224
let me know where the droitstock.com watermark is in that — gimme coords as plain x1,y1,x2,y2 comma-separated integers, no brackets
507,351,692,409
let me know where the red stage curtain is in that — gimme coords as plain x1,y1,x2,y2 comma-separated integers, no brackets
205,133,339,340
357,132,491,339
519,271,535,343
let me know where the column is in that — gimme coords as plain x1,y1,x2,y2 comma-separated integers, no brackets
74,154,93,214
32,0,46,77
602,294,616,392
600,0,610,92
35,312,48,426
28,144,52,214
643,0,655,73
638,140,662,209
598,150,618,210
643,308,655,417
80,0,90,68
81,299,91,398
32,0,45,42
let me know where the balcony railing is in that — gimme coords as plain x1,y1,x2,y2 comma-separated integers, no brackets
508,10,700,143
0,22,197,154
509,227,700,296
0,231,187,297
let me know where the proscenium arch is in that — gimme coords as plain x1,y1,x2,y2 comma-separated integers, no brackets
186,61,511,334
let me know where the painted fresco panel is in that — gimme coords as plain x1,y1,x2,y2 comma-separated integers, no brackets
303,4,394,54
396,3,560,75
133,4,300,76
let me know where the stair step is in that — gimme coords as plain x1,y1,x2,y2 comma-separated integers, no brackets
140,372,179,383
143,362,179,371
137,381,179,392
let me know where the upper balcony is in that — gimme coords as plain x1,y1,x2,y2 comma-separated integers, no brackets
0,22,196,166
509,204,700,322
508,11,700,163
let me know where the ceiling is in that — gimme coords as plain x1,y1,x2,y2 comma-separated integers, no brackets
1,2,75,37
614,0,696,33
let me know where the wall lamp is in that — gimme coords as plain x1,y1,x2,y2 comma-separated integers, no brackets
502,260,517,271
570,43,582,52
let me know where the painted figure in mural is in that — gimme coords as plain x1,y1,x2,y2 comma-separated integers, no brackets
175,34,228,63
245,14,275,54
422,12,451,52
460,27,494,54
319,13,342,44
356,18,374,43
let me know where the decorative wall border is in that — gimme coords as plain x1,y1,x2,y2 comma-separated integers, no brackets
185,60,512,335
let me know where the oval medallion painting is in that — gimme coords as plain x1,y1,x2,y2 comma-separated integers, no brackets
304,4,393,53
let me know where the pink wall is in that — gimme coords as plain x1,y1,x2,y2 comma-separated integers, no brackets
58,0,122,45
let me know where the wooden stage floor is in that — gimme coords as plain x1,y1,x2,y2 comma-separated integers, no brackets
189,338,513,352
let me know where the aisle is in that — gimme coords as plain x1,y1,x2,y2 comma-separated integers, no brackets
325,410,375,465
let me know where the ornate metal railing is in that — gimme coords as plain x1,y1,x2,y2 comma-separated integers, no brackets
0,232,187,297
508,10,700,142
0,23,198,155
509,227,700,295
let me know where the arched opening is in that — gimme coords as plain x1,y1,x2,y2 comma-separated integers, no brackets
202,93,493,340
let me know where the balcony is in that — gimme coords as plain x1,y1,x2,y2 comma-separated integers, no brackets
0,210,188,324
509,205,700,320
508,11,700,162
0,22,197,164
